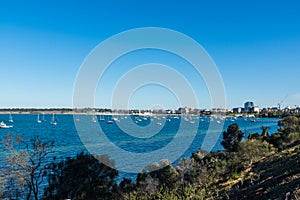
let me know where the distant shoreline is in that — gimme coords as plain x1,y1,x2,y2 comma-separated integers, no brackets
0,109,206,116
0,109,289,118
0,111,189,116
0,110,258,118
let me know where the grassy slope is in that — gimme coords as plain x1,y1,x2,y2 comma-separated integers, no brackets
217,140,300,199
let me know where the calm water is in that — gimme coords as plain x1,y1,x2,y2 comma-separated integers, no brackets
0,114,279,180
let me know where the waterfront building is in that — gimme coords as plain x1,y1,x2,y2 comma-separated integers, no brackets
233,107,243,113
244,101,254,113
252,106,260,113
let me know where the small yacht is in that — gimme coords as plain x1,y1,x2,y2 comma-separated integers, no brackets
112,116,120,122
136,118,142,122
91,115,97,123
42,113,46,122
0,121,13,129
8,113,13,123
50,114,57,125
37,114,42,123
99,115,105,121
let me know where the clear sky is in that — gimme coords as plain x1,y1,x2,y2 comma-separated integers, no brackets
0,0,300,109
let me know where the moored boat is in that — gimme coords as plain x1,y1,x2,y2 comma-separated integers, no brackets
50,114,58,125
8,113,13,123
37,114,42,123
91,115,97,123
0,121,13,129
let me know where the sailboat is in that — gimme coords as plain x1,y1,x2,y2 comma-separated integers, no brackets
112,115,120,122
37,114,42,123
91,115,97,123
99,115,105,121
8,113,13,123
50,114,57,125
156,122,162,126
42,113,46,122
0,121,13,129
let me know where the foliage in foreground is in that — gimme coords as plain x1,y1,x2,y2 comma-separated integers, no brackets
127,117,300,199
44,152,119,200
2,135,54,200
221,123,244,152
1,116,300,199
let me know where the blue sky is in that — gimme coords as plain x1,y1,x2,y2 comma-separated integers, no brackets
0,0,300,109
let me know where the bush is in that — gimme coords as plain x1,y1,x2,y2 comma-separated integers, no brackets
44,152,118,200
278,116,300,135
221,124,244,152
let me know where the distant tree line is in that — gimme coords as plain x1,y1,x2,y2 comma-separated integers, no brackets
0,108,74,113
257,109,300,118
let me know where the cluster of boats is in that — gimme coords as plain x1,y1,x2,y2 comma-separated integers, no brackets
0,113,14,129
37,113,58,125
87,115,230,125
88,115,172,125
87,114,258,126
0,113,258,129
0,113,59,129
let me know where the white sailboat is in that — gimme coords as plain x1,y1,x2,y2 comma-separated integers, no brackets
8,113,13,123
99,115,105,121
91,115,97,123
50,114,57,125
42,113,46,122
112,115,120,122
0,121,13,129
37,114,42,123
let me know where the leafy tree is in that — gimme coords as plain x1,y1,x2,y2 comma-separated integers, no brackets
261,126,269,141
278,116,300,135
176,158,199,186
248,132,260,140
147,160,180,190
44,152,118,200
268,133,285,150
118,178,136,199
3,134,54,200
266,116,300,150
247,127,271,143
221,124,244,152
135,160,180,198
261,126,269,137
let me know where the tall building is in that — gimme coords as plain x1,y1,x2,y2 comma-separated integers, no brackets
244,101,254,113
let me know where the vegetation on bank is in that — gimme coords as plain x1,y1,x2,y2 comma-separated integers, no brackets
0,116,299,199
257,109,300,118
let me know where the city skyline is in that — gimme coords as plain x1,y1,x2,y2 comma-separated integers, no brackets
0,99,297,111
1,1,300,109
